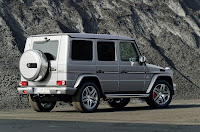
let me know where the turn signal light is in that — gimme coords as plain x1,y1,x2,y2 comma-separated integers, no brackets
57,81,66,86
19,81,28,86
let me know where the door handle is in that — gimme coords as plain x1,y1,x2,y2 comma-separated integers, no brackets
121,70,127,74
97,70,104,73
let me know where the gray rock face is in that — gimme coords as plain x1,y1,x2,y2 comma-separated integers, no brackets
0,0,199,109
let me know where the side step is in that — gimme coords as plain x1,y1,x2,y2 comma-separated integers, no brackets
105,94,150,98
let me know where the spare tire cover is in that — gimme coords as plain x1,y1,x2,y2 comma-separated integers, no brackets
19,49,48,81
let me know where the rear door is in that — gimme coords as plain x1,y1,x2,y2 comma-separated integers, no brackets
29,36,61,86
96,40,119,93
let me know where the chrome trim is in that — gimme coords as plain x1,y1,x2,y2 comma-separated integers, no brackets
103,72,119,74
120,80,145,81
105,94,150,98
100,80,118,81
69,71,95,74
146,71,162,74
74,74,100,88
126,72,145,74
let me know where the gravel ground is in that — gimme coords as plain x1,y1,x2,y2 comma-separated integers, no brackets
0,100,199,132
0,99,200,125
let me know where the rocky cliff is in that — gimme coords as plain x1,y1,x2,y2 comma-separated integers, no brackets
0,0,199,109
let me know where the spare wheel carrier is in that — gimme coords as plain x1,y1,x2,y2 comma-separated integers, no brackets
19,49,48,81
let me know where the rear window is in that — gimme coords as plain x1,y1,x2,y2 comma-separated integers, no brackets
33,41,58,60
71,40,93,61
97,42,115,61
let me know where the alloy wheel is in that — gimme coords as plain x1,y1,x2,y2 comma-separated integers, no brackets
153,84,170,105
82,86,98,109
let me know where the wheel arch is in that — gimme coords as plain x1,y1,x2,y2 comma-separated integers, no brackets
74,75,105,98
146,74,174,94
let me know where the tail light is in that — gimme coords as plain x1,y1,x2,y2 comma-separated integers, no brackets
19,81,28,86
57,81,66,86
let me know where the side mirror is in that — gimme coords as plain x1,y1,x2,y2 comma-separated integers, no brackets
139,56,146,63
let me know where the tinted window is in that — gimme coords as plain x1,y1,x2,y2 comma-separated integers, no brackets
71,40,93,61
97,42,115,61
120,42,139,62
33,41,58,60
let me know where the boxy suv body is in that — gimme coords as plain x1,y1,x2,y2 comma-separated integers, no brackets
18,33,176,112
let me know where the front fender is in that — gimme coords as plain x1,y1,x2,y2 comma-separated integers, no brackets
146,74,173,93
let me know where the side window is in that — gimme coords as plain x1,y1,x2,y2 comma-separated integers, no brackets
120,42,139,62
71,40,93,61
97,42,115,61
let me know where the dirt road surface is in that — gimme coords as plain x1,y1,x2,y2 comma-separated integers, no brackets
0,100,199,132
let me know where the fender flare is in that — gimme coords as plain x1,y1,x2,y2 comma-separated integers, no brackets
146,74,173,93
74,74,101,88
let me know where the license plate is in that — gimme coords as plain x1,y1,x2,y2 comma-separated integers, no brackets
34,88,50,94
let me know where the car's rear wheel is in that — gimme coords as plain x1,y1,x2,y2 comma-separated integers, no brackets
72,82,100,113
145,80,173,108
29,95,56,112
107,98,130,110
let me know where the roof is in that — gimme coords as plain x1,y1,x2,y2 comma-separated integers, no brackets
30,33,134,41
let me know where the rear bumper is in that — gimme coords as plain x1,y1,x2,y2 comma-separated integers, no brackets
17,87,77,95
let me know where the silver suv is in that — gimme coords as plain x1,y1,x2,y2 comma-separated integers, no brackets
18,33,176,113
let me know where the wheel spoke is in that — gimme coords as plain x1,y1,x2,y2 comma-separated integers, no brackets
163,90,169,94
161,84,166,92
154,95,160,101
163,93,169,97
90,100,93,107
41,102,52,109
155,98,161,104
90,89,96,97
160,96,165,104
87,100,90,107
82,97,88,102
86,87,90,96
154,90,159,94
90,96,96,101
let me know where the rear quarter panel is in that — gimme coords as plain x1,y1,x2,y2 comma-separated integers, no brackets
66,38,97,87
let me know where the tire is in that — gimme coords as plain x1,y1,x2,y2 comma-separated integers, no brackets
72,82,100,113
145,80,173,108
29,95,56,112
107,98,130,110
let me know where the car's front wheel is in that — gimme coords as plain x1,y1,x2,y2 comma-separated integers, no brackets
107,98,130,110
29,95,56,112
72,82,100,113
145,80,173,108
